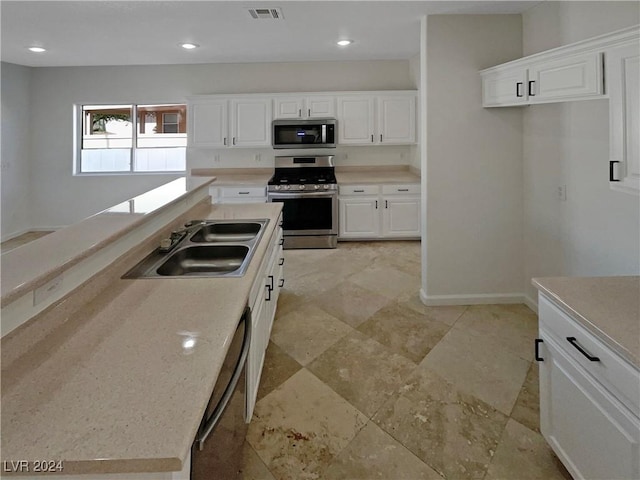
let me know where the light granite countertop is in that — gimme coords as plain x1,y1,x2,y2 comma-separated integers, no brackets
533,276,640,367
1,202,283,476
1,177,215,307
335,167,420,184
191,166,421,185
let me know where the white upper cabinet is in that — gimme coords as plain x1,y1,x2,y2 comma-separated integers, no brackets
337,95,376,144
482,67,529,107
189,90,416,148
273,95,335,119
528,52,603,103
188,99,229,147
378,95,416,144
230,98,272,147
607,40,640,194
337,93,416,145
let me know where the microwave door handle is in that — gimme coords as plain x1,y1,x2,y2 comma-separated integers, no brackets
321,124,326,144
196,308,251,450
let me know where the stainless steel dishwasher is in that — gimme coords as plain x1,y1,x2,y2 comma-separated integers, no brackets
191,308,251,480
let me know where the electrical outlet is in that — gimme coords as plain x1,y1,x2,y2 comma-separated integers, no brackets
558,185,567,201
213,154,220,163
255,154,261,162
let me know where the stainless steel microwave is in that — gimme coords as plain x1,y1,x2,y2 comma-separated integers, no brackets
272,118,336,149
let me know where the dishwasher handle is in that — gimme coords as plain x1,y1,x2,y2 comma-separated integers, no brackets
196,307,252,450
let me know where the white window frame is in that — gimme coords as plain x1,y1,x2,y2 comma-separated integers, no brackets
74,103,187,175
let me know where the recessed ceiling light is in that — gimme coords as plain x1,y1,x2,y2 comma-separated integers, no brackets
337,40,353,47
28,46,46,53
180,43,199,50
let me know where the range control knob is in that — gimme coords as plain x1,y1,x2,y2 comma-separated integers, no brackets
275,185,281,190
299,184,306,190
314,184,320,190
323,184,330,190
285,185,291,190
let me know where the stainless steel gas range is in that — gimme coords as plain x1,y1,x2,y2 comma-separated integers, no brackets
267,155,337,249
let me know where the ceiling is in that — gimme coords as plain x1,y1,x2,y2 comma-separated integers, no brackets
1,1,542,67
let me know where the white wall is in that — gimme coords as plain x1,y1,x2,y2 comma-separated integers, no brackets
1,62,32,240
423,15,524,302
26,60,414,227
522,1,640,303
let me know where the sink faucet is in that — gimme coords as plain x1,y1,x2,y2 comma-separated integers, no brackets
159,221,206,253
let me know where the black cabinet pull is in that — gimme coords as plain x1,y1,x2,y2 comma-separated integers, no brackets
279,238,284,246
233,137,236,145
380,134,383,142
385,200,388,209
528,80,536,96
279,258,284,266
238,191,250,195
354,189,365,193
534,339,544,361
299,109,302,117
375,200,378,209
371,134,374,143
265,284,272,302
223,137,227,146
308,109,311,117
278,278,285,288
516,82,523,98
610,161,620,182
268,275,274,290
397,188,409,192
567,337,600,361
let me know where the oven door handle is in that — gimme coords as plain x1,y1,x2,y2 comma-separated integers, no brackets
269,191,336,199
195,307,251,451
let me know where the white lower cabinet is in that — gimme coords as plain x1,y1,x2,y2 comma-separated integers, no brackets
246,221,283,420
210,185,267,204
537,294,640,480
339,184,420,240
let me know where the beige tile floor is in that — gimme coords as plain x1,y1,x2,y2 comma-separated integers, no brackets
243,241,572,480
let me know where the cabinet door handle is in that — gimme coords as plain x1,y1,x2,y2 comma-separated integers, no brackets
371,134,374,143
516,82,523,98
353,189,365,193
534,339,544,362
380,134,383,142
375,200,378,209
279,258,284,266
268,275,274,290
223,137,227,146
397,188,409,192
308,109,311,117
528,80,536,97
232,137,236,145
299,109,302,117
567,337,600,361
265,284,272,302
609,160,620,182
279,238,284,246
278,278,285,288
238,191,250,195
385,200,388,209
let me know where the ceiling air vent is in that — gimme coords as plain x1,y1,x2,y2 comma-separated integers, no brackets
248,7,284,20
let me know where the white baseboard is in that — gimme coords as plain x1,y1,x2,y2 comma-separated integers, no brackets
419,288,526,306
523,293,538,313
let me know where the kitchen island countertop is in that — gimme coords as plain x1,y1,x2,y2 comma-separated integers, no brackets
1,202,283,476
532,276,640,368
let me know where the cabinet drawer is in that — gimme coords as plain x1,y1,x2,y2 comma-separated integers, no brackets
339,184,379,196
381,184,420,195
219,186,266,199
539,294,640,415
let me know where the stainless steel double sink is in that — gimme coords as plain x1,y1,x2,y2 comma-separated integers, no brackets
123,219,269,278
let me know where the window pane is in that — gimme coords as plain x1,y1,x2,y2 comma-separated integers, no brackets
82,105,133,149
80,148,131,172
133,147,186,172
137,104,187,148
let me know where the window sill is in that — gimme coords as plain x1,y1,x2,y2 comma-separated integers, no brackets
73,171,185,177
